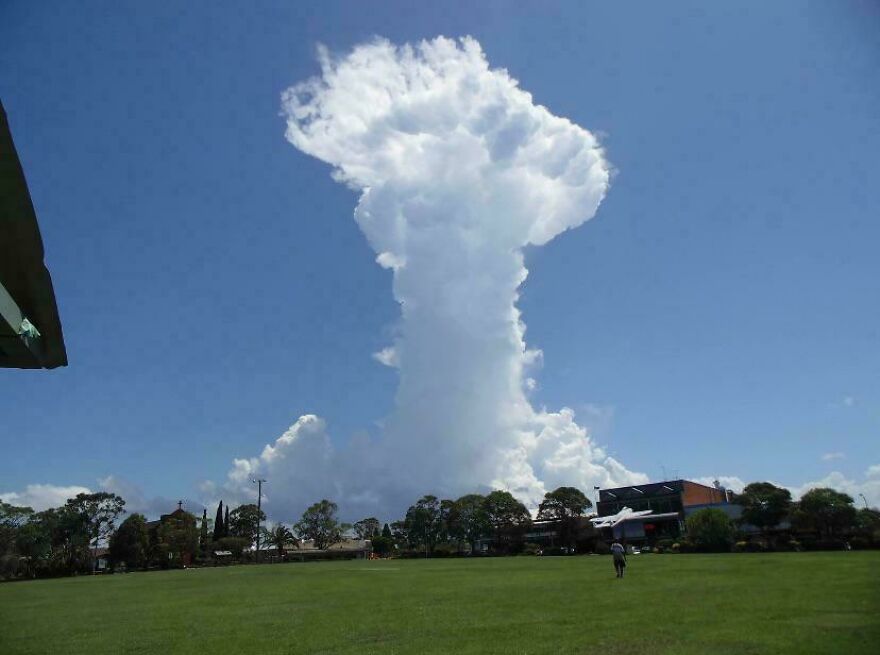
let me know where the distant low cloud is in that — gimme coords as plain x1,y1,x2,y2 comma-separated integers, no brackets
98,475,205,519
0,478,204,519
694,467,880,508
691,476,746,494
0,483,91,511
789,466,880,507
821,452,845,461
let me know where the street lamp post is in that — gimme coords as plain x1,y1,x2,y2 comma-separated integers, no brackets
859,493,869,510
252,478,266,563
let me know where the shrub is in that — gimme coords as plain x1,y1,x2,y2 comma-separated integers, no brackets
685,508,734,552
432,543,459,557
521,543,541,556
542,546,573,556
593,541,610,555
671,543,680,553
733,541,748,553
849,536,872,550
788,539,802,552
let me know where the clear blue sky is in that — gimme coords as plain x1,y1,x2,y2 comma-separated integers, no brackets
2,1,878,510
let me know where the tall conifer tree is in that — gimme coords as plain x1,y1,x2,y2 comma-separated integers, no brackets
213,501,224,542
200,508,209,556
224,506,230,538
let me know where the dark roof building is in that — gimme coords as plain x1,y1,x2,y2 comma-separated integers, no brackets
596,479,731,544
0,100,67,369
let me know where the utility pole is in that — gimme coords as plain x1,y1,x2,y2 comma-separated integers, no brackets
252,478,266,563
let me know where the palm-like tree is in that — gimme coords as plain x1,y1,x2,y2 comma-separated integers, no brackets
266,523,295,561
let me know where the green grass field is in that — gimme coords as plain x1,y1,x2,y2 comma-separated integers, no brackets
1,552,878,654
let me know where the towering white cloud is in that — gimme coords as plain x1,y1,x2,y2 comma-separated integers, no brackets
218,36,647,519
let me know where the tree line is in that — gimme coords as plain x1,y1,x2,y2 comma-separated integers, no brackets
684,483,879,552
2,481,878,580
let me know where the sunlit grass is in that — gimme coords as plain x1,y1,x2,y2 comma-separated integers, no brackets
1,552,878,654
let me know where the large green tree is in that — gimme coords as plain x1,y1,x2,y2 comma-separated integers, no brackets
853,508,880,547
736,482,792,534
685,508,734,552
404,495,443,554
371,523,394,557
794,488,857,538
353,517,381,540
484,490,531,553
228,504,267,544
295,500,343,550
537,487,591,551
448,494,490,552
0,502,34,578
29,507,91,575
109,513,150,569
65,492,126,572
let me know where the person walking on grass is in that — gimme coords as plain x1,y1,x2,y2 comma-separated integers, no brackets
611,539,627,578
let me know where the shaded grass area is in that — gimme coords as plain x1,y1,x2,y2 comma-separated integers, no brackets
1,552,878,654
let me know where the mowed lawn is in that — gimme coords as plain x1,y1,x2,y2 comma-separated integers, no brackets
1,552,878,654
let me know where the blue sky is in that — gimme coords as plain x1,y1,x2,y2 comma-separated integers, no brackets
1,1,878,515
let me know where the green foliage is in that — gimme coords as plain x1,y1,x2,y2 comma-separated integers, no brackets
389,520,408,548
483,490,531,554
228,504,266,543
265,523,295,557
404,495,444,553
353,517,381,539
29,507,91,575
156,511,199,566
199,509,210,558
855,508,880,546
537,486,591,550
65,492,126,570
431,542,459,557
295,500,343,550
370,535,394,556
0,502,34,578
793,488,857,538
736,482,792,533
213,501,225,542
109,513,149,570
447,494,490,551
521,542,541,556
685,508,734,552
